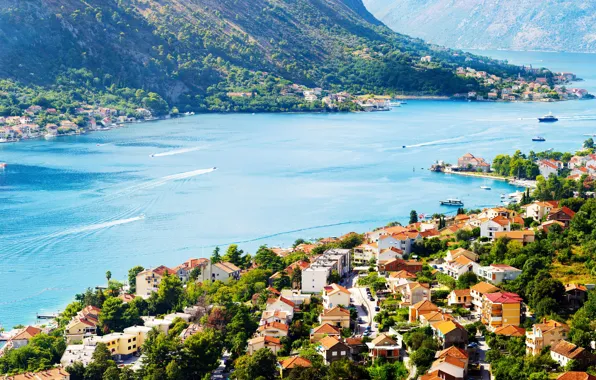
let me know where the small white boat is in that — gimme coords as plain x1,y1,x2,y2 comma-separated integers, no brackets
440,198,464,206
480,185,491,190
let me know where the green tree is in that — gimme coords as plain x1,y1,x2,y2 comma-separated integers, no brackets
223,244,244,267
409,210,418,224
233,348,279,380
328,270,341,284
105,271,112,283
211,247,222,263
456,271,479,290
84,343,116,380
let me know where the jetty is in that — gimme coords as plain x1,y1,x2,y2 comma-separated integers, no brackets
36,312,60,320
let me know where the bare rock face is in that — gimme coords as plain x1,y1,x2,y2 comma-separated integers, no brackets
363,0,596,52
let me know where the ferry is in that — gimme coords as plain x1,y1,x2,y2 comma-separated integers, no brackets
538,113,558,123
440,198,464,206
532,136,546,142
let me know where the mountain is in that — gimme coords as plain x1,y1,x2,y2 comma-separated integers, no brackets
363,0,596,53
0,0,524,114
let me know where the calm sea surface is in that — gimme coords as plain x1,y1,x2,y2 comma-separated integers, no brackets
1,50,595,327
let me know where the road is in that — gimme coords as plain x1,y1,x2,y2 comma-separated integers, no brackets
347,273,379,337
477,336,490,380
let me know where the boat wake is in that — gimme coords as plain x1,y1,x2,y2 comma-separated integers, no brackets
53,215,145,237
150,146,203,158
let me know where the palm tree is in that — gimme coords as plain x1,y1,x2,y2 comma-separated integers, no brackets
106,270,112,283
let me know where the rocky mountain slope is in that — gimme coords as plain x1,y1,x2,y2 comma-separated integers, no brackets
0,0,523,113
363,0,596,52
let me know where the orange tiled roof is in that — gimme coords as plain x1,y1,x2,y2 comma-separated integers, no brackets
11,326,42,341
551,340,586,359
493,324,526,337
557,372,596,380
318,336,344,350
471,281,499,295
280,356,312,369
311,323,341,335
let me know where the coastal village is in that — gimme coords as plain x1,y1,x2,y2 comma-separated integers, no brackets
1,181,595,380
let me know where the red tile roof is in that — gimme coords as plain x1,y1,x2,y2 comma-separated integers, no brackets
484,292,523,304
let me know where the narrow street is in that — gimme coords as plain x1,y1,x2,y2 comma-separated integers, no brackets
347,274,379,337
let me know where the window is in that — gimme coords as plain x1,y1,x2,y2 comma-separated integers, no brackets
332,351,337,356
341,351,346,356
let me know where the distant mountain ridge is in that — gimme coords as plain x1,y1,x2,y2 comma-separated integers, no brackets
363,0,596,53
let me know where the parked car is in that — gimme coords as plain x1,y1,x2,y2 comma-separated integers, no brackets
375,306,380,312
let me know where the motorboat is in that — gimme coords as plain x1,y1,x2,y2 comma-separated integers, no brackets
538,113,558,122
440,198,464,206
480,185,491,190
532,136,546,142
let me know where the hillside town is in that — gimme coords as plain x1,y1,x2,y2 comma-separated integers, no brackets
2,184,596,380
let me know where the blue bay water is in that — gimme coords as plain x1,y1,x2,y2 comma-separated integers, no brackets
1,50,596,327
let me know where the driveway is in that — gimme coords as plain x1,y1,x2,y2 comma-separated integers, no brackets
349,274,379,337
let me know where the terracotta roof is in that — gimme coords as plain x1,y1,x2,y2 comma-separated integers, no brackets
280,356,312,369
550,206,576,218
318,336,344,350
534,320,569,333
389,270,417,279
8,368,70,380
540,159,559,170
420,370,441,380
449,255,474,268
248,336,282,346
267,287,281,295
454,214,471,221
268,296,295,308
557,372,596,380
258,322,289,332
551,340,586,359
382,226,408,235
420,311,453,323
411,300,439,312
490,215,510,227
490,264,521,272
153,265,175,276
494,230,535,239
324,283,351,295
484,292,523,304
321,306,350,317
451,289,471,297
345,337,364,346
437,346,469,360
494,324,526,337
11,326,42,341
420,229,440,238
369,334,398,347
471,281,499,295
311,323,341,335
566,284,588,292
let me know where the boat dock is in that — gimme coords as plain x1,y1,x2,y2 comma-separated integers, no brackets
36,312,60,320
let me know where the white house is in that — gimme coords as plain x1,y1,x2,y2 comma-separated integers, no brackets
136,266,176,298
266,296,296,319
378,247,404,262
538,159,561,178
302,266,331,293
522,201,557,221
322,284,351,309
197,261,241,283
480,216,511,240
476,264,522,284
444,256,479,279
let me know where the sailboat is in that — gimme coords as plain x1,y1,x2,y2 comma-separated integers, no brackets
480,179,491,190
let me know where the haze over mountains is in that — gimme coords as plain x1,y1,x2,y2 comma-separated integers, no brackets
363,0,596,53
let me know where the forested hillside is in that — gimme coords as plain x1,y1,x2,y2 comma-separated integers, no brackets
0,0,524,114
363,0,596,52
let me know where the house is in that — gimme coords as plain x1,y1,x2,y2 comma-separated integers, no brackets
447,289,471,308
247,336,282,355
522,201,558,221
398,282,430,306
420,55,432,62
493,325,526,337
280,289,312,306
136,266,176,298
470,282,499,311
476,264,522,285
310,323,341,342
6,368,70,380
174,258,208,282
353,243,378,264
65,305,101,343
547,207,576,228
457,153,490,172
85,332,139,359
266,296,296,319
301,249,351,293
380,258,422,274
445,248,478,263
409,300,439,323
60,343,97,367
366,334,401,361
557,372,596,380
540,220,567,233
316,336,351,364
481,292,523,328
378,247,404,263
122,325,152,348
197,261,241,283
539,159,562,178
142,316,172,333
322,284,351,309
565,284,588,310
526,319,570,356
480,216,511,239
431,320,468,349
551,341,595,369
279,356,312,378
261,310,291,326
319,306,351,328
568,156,589,169
445,255,478,279
494,230,536,245
179,323,203,342
423,346,469,380
387,270,417,292
419,311,454,326
257,322,289,338
10,326,42,349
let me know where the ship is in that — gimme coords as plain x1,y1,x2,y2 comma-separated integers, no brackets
440,198,464,206
532,136,546,142
538,113,558,123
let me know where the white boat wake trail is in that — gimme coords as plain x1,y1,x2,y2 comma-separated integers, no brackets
150,146,203,157
53,215,145,237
